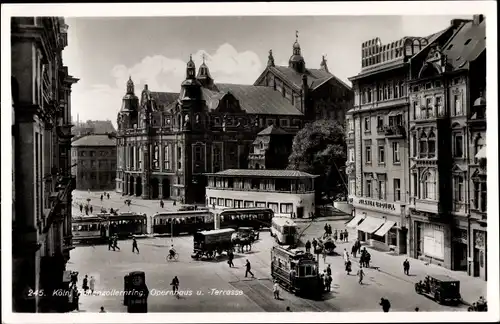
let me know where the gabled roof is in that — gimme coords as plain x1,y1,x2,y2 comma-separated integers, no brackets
206,169,318,178
257,125,290,136
441,19,486,70
215,84,302,116
72,134,116,147
270,66,351,92
150,91,179,108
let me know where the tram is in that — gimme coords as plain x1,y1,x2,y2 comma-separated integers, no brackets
152,210,214,236
270,217,297,245
218,208,274,230
72,216,107,243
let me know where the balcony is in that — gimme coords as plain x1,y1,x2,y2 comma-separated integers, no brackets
384,125,406,138
414,198,441,214
413,108,447,122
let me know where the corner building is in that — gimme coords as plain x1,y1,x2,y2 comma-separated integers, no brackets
407,16,486,279
11,17,79,312
115,36,353,204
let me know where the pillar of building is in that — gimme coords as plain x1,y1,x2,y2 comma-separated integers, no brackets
158,183,163,199
214,212,221,230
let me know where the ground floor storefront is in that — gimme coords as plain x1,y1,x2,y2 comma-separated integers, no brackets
115,171,187,202
346,197,407,255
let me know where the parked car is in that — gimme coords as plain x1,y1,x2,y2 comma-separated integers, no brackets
415,274,461,305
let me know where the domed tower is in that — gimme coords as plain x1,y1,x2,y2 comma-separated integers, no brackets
289,31,306,73
197,54,215,89
118,76,139,130
180,55,202,102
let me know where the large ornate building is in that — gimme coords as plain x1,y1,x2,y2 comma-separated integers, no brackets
11,17,78,312
115,35,353,204
347,15,487,280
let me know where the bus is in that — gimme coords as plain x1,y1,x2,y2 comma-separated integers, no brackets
72,216,107,243
152,210,214,236
270,217,297,245
218,208,274,230
99,213,148,238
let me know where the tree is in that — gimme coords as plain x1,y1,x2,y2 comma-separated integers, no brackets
287,119,347,201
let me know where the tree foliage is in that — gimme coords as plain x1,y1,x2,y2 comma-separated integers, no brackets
287,119,347,199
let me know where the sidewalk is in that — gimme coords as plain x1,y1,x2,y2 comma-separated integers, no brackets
299,223,486,306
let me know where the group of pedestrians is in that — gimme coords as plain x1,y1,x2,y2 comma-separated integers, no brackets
320,264,333,292
100,193,110,201
108,235,121,251
79,203,93,215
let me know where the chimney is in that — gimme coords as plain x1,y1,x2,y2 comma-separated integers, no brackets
473,14,484,25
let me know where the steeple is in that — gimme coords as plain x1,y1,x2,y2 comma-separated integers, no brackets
126,76,135,94
267,49,275,67
186,54,196,79
197,53,214,89
289,30,306,73
320,55,329,73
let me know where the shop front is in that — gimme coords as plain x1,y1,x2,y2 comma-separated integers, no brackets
348,196,406,254
411,216,452,269
472,229,487,280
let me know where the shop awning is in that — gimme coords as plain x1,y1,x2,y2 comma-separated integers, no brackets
345,214,365,228
373,220,396,237
475,146,487,159
356,216,385,234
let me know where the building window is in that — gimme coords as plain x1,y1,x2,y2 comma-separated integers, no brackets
217,198,224,206
453,175,464,203
280,119,289,127
388,114,403,126
194,145,202,162
280,203,293,214
153,145,159,169
392,142,400,163
378,85,383,101
267,119,274,126
428,132,436,158
378,179,386,200
234,200,243,208
419,133,428,158
388,81,393,99
473,181,487,212
210,197,217,206
365,176,372,198
91,151,96,157
364,117,371,132
268,202,279,213
383,84,388,100
91,160,96,168
244,201,254,208
435,96,444,116
376,116,384,131
378,143,385,164
164,145,170,169
454,94,462,116
225,199,233,208
423,172,435,200
453,134,463,157
412,101,419,119
348,119,354,132
349,179,356,196
399,81,405,97
367,88,372,103
177,146,182,170
365,145,372,163
394,178,401,201
412,173,418,197
474,135,485,163
393,82,399,98
348,148,355,163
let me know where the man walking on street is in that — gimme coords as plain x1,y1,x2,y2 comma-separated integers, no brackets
305,240,311,253
160,200,164,208
245,259,255,278
113,236,120,251
312,238,318,253
380,298,391,312
333,229,338,242
357,266,365,284
79,204,83,213
273,281,280,299
227,250,235,268
132,237,140,254
344,229,349,242
403,259,410,275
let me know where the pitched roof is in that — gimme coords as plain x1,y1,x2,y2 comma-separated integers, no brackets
215,84,302,116
150,91,179,108
72,134,116,147
271,66,350,91
257,125,290,136
206,169,318,178
441,20,485,70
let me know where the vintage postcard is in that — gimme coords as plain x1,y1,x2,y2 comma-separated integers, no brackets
1,1,498,323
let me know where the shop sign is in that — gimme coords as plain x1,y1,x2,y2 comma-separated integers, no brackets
349,196,402,216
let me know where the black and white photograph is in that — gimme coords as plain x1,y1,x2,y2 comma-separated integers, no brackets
1,2,498,323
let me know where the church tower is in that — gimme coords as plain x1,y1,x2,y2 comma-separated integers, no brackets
289,31,306,73
197,54,215,90
118,76,139,130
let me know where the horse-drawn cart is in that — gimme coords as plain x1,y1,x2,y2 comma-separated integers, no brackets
191,228,235,260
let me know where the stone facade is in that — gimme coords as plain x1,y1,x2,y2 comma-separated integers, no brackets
11,17,79,312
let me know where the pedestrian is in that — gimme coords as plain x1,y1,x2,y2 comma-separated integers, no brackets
90,205,93,214
286,306,292,312
343,248,350,263
160,200,164,208
128,200,131,206
79,204,83,213
113,236,120,251
403,259,410,275
99,306,106,313
322,248,327,263
344,229,349,242
339,231,344,242
107,193,110,199
380,298,391,312
227,250,235,268
357,266,365,284
345,259,352,275
71,271,78,285
366,251,371,268
72,285,80,311
326,264,332,276
132,237,140,254
245,259,255,278
305,240,311,253
333,230,338,242
100,194,103,201
325,274,332,292
324,223,328,235
312,238,318,252
85,205,89,215
108,236,114,251
414,307,419,312
327,224,332,235
89,276,95,295
273,281,280,299
171,276,179,295
82,275,89,294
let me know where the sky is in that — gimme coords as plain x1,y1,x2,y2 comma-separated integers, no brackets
62,15,472,125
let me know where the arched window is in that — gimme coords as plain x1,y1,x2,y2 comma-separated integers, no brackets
422,171,435,200
428,131,436,158
413,39,421,54
418,132,428,158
